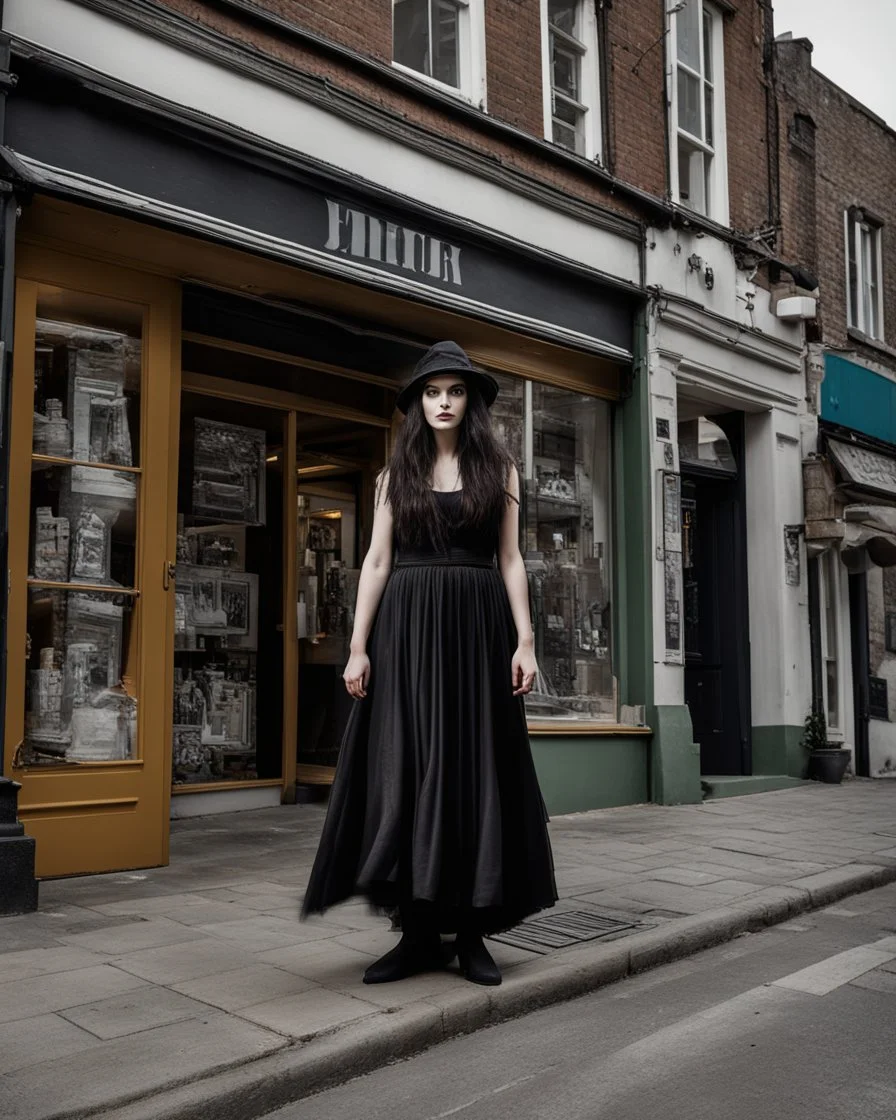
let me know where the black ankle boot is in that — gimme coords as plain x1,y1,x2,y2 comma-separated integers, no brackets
363,933,456,984
457,933,502,986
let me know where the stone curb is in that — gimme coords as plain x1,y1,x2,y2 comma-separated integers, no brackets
46,861,896,1120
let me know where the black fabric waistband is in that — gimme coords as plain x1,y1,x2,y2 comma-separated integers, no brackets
394,557,496,569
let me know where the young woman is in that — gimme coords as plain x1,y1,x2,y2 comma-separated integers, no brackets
301,341,557,986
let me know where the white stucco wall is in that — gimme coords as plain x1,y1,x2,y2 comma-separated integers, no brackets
646,227,811,745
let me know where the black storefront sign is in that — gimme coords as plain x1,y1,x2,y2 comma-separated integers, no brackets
6,73,636,356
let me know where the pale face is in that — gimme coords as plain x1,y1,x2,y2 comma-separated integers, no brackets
420,375,468,431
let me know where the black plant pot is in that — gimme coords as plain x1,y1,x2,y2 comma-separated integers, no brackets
808,748,851,784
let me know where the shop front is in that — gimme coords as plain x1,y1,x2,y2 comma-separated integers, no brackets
644,229,810,799
2,49,652,877
805,353,896,778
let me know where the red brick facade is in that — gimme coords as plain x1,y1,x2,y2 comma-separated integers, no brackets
153,0,778,238
776,36,896,360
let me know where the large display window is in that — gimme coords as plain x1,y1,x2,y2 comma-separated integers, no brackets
492,374,615,723
6,250,179,877
24,293,143,766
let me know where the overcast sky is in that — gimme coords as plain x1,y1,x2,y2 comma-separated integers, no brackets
772,0,896,126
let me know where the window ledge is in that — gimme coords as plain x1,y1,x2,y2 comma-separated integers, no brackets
846,328,896,361
527,722,652,736
390,61,482,109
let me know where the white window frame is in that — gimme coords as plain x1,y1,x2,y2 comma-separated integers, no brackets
816,549,845,739
845,208,885,341
391,0,487,109
667,0,729,224
540,0,602,161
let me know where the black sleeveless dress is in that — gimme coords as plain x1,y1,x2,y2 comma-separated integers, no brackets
301,490,557,934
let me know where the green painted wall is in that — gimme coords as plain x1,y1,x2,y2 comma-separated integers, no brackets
752,725,809,778
610,312,700,805
531,735,650,815
613,308,653,713
649,704,702,804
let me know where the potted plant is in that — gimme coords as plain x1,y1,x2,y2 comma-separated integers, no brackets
803,706,851,784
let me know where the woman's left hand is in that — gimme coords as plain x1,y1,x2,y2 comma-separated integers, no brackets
511,646,538,696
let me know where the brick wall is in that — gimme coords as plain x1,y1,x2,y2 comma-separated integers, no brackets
723,1,773,234
604,0,666,196
777,37,896,362
485,0,545,135
150,0,775,235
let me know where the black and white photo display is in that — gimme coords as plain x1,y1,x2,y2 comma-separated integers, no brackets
192,419,267,526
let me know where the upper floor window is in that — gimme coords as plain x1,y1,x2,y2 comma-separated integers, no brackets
392,0,486,106
541,0,602,159
668,1,728,223
846,209,884,341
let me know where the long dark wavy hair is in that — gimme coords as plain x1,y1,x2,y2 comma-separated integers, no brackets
385,379,515,549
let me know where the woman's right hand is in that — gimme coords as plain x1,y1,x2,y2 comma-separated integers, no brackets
343,651,370,700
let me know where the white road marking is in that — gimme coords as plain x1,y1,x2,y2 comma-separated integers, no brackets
429,1071,551,1118
773,939,896,995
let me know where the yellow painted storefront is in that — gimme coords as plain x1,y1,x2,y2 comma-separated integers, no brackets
5,197,639,878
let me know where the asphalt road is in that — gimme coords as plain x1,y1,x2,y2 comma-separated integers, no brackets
265,881,896,1120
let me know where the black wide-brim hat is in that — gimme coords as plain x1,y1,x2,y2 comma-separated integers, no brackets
395,340,499,415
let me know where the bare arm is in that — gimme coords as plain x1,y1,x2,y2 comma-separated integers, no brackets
497,466,537,695
350,470,394,655
344,471,394,699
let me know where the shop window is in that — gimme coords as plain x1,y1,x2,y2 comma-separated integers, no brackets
24,292,143,765
668,1,728,223
493,376,614,722
845,208,885,341
541,0,602,159
392,0,486,105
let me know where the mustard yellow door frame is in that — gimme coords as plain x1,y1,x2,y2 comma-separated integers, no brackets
6,246,181,878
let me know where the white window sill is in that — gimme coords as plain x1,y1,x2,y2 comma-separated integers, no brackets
671,196,728,226
390,61,483,109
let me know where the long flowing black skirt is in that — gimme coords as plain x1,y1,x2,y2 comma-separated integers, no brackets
301,560,557,934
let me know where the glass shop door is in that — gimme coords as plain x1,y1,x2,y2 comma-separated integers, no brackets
5,259,180,877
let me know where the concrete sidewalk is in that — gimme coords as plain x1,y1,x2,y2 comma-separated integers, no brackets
2,782,896,1120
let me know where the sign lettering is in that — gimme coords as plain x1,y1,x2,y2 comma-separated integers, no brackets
324,200,463,287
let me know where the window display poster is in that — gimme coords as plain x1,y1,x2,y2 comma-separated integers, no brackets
664,550,684,664
192,419,266,526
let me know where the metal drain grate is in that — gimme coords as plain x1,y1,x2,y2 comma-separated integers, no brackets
488,910,639,954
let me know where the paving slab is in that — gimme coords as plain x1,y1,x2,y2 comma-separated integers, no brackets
0,1011,285,1120
234,987,378,1039
255,941,377,979
0,965,149,1022
0,1013,102,1073
59,986,212,1040
170,964,318,1011
110,939,255,985
58,917,206,955
0,946,106,983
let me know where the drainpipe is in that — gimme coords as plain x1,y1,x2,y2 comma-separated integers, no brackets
0,27,38,913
